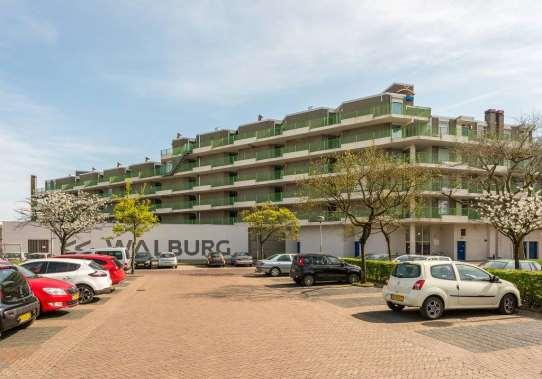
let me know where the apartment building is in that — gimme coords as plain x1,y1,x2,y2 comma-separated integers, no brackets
36,83,540,260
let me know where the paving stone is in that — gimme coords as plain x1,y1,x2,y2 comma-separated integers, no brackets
324,296,385,308
0,327,64,347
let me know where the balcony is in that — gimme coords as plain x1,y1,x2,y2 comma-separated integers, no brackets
212,134,236,148
256,148,282,160
282,117,329,132
404,105,431,118
256,171,283,182
341,127,391,145
256,125,282,139
237,192,283,203
340,102,391,121
308,138,341,152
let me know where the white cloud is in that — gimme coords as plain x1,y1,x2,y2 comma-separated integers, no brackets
105,0,542,110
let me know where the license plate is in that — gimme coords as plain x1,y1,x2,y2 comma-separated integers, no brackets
72,293,80,301
390,294,405,302
18,312,32,323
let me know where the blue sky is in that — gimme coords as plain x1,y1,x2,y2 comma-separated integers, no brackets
1,0,541,219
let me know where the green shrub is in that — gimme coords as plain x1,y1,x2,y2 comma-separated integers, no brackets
342,258,396,284
487,269,542,309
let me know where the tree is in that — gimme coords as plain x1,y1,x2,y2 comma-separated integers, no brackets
446,115,542,268
375,215,402,261
112,183,158,273
242,203,299,260
20,191,107,254
300,147,430,281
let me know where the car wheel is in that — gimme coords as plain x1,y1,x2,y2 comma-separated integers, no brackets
499,293,518,315
386,301,405,312
302,275,315,287
294,279,302,285
347,273,360,284
420,296,444,320
270,267,281,277
77,284,95,304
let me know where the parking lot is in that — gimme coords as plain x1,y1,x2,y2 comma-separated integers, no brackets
1,266,541,378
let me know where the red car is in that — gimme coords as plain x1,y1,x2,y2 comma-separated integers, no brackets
60,254,126,285
17,265,79,313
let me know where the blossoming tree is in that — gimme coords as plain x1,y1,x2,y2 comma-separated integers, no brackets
21,191,108,254
476,192,542,268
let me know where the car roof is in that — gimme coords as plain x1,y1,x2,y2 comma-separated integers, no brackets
60,254,114,260
24,258,91,264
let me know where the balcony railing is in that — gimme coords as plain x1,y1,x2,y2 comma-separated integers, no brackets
309,138,341,152
211,134,236,148
237,192,283,203
256,171,283,182
256,148,282,160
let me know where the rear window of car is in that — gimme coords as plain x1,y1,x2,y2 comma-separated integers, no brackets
392,263,421,278
89,261,105,271
160,253,175,258
96,251,126,261
485,261,507,269
0,268,30,303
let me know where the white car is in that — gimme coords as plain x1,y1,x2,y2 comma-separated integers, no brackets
393,254,452,262
80,248,131,271
383,261,521,319
21,258,112,304
158,252,178,268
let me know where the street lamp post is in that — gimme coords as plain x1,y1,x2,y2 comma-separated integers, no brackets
317,216,325,253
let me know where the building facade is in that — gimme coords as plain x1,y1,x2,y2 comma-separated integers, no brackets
36,83,541,260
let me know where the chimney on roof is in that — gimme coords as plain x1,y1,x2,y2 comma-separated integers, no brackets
257,114,263,121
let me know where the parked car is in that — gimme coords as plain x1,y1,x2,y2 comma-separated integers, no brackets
231,254,253,267
26,253,52,260
158,252,178,269
290,254,362,286
3,251,27,262
255,254,296,276
59,254,126,284
480,259,541,271
393,255,452,262
383,261,521,319
0,263,40,337
81,248,131,271
366,254,390,261
134,252,157,269
17,265,79,313
207,253,225,267
20,259,112,304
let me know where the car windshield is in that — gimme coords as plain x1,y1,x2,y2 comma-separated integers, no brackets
17,265,38,278
161,253,175,258
265,254,279,261
392,263,421,278
484,261,508,269
210,253,222,257
136,253,149,258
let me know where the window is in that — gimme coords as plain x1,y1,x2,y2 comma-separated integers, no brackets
310,255,326,265
22,261,47,274
97,250,124,261
485,261,507,269
392,263,421,278
46,262,79,274
277,255,291,262
326,256,341,265
92,259,107,266
456,264,491,281
430,264,456,281
89,262,104,271
460,229,466,237
391,101,403,115
28,239,49,253
0,268,30,303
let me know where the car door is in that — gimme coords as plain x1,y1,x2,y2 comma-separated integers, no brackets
44,261,79,283
326,255,347,281
21,260,47,275
313,256,333,281
276,254,292,271
456,264,499,306
429,264,460,308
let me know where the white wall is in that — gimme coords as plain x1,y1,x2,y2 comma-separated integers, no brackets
1,221,248,261
300,225,351,256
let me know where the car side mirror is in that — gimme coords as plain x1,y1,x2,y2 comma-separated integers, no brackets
490,275,500,283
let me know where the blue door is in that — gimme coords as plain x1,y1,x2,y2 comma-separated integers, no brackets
529,241,538,259
457,241,466,261
354,241,360,257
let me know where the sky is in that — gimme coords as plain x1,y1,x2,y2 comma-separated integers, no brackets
1,0,541,220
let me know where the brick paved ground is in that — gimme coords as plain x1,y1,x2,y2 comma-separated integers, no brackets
1,266,541,378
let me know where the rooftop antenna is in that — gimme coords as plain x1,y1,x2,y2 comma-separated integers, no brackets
176,132,182,139
145,157,150,162
258,114,263,121
116,162,122,168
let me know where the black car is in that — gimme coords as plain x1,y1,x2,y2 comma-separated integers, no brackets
134,252,157,269
290,254,362,286
0,264,40,337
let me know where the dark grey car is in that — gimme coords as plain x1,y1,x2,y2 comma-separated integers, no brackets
0,264,40,337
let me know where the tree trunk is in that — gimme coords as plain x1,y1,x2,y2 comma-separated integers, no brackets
258,235,264,260
358,225,372,283
131,233,136,274
60,238,67,255
384,232,392,261
513,240,521,270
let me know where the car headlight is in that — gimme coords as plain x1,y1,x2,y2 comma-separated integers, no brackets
43,287,67,296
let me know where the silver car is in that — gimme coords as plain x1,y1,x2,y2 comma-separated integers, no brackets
232,254,254,266
255,254,297,277
158,252,178,269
